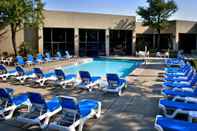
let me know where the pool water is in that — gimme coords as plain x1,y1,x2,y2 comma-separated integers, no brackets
62,58,142,77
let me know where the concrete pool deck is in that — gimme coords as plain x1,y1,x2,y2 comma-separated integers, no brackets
0,59,164,131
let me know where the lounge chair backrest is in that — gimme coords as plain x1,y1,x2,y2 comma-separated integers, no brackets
27,92,47,108
107,73,120,87
37,53,43,60
59,96,80,122
57,52,62,58
45,53,51,59
0,88,12,102
16,56,25,65
27,54,34,62
16,66,25,76
59,96,79,110
33,68,44,78
55,69,65,80
65,51,71,57
59,96,80,117
188,70,194,80
0,64,7,74
79,71,91,83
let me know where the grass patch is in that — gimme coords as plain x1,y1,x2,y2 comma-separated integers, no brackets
189,59,197,69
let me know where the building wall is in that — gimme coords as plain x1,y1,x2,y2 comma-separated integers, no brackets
1,10,197,55
0,26,24,55
176,21,197,34
40,10,136,55
43,10,135,29
176,21,197,52
135,22,176,34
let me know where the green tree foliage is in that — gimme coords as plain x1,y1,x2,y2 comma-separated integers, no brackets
0,0,44,55
137,0,177,50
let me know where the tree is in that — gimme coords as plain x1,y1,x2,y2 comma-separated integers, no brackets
137,0,177,50
0,0,44,56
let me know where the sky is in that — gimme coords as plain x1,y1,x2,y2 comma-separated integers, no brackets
43,0,197,21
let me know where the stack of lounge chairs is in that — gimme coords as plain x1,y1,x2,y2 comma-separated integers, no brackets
155,53,197,130
15,50,73,66
0,87,101,131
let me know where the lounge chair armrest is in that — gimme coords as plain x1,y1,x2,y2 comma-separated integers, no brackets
189,111,197,119
185,97,197,103
181,88,194,92
179,81,190,84
172,96,187,101
172,88,194,92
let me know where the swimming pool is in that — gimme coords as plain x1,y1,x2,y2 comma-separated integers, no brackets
62,58,142,77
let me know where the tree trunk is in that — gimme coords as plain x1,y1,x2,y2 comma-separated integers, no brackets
11,24,17,56
157,29,161,51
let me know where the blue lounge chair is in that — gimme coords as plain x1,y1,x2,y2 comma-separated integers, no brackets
155,115,197,131
162,74,197,89
54,69,77,88
164,63,190,73
26,54,36,65
164,66,193,78
45,52,54,62
56,52,64,61
159,98,197,118
16,92,62,129
48,96,101,131
16,55,26,66
15,66,36,83
165,58,184,67
162,88,197,98
0,88,31,120
77,71,101,91
32,68,56,86
0,64,18,80
36,53,45,64
103,73,127,96
65,51,72,59
164,69,194,82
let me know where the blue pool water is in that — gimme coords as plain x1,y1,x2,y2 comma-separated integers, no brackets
62,58,142,77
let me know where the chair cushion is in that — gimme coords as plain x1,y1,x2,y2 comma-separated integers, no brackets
79,99,98,117
156,116,197,131
91,76,101,83
160,99,197,111
79,99,98,109
163,81,191,88
64,74,76,80
12,94,29,106
162,89,197,97
46,97,61,112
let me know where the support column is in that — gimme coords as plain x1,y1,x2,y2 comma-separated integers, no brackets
173,33,179,51
153,33,156,49
74,28,79,56
105,29,110,56
132,31,136,55
196,34,197,50
38,27,43,54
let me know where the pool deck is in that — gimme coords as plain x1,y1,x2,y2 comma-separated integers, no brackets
0,58,164,131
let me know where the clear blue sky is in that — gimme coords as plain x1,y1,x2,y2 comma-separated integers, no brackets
43,0,197,21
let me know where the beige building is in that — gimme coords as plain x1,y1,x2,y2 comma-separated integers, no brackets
0,10,197,56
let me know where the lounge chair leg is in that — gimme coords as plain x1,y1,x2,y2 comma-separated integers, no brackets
4,109,15,120
118,90,122,96
78,121,85,131
40,80,46,87
95,101,102,118
41,117,50,129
